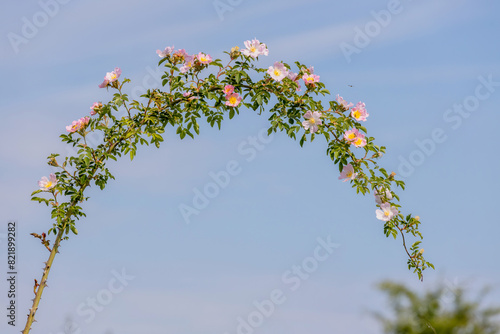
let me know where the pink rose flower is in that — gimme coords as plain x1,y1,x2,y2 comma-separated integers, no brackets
338,164,357,182
223,85,235,95
180,55,195,73
352,134,367,148
351,102,369,121
302,111,322,133
90,102,102,116
66,120,80,133
336,95,353,110
241,39,269,58
343,128,360,142
267,62,288,82
376,203,399,221
302,73,320,86
38,173,57,191
98,67,121,88
80,116,90,126
344,128,366,147
197,52,212,64
225,93,242,107
156,46,174,58
66,117,89,133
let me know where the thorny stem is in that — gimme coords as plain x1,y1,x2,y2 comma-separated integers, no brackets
23,224,66,334
23,96,161,333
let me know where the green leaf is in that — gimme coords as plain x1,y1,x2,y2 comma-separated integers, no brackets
299,134,306,147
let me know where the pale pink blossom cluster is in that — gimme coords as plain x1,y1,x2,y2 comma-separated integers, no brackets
338,164,357,182
267,62,288,82
298,66,319,87
343,128,367,148
336,95,368,122
376,203,399,222
66,116,90,133
174,49,213,73
374,187,398,222
180,52,195,73
336,95,353,110
90,102,102,116
241,39,269,58
197,52,212,65
38,173,57,191
173,48,189,60
302,73,320,86
224,85,242,107
302,111,322,133
351,102,369,122
374,186,393,205
167,49,190,72
156,46,175,58
287,71,301,91
98,67,121,88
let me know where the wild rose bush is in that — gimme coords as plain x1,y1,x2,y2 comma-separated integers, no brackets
26,39,433,333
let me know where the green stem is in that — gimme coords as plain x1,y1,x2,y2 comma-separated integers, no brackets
22,225,66,334
23,97,156,332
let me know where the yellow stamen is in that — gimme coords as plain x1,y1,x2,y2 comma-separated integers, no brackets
309,118,316,124
229,97,237,105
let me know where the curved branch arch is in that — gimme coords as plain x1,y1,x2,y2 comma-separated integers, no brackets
24,40,433,333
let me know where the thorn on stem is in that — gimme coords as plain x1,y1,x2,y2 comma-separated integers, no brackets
33,279,40,295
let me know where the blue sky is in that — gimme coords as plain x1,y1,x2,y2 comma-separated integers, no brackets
1,0,500,333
